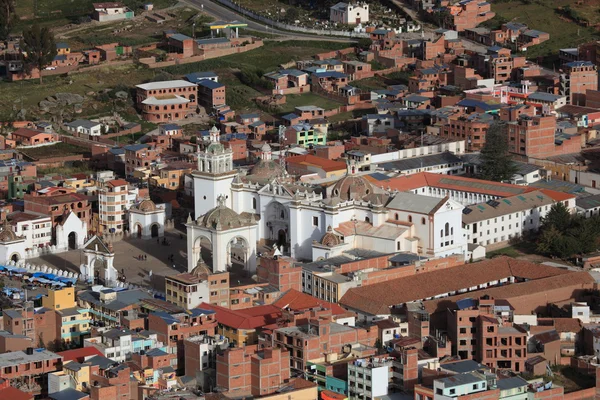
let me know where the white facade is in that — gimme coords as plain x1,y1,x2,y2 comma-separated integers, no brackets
348,359,391,399
65,120,104,136
330,2,369,25
370,140,466,164
463,195,576,247
10,214,52,249
56,212,88,251
193,126,236,218
129,200,166,240
84,331,163,363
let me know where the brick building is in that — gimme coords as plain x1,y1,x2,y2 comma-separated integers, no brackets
23,192,91,230
224,138,247,161
197,79,226,109
273,313,378,371
124,144,161,177
216,345,291,397
506,115,581,159
135,80,198,122
560,61,598,105
447,297,527,372
256,255,302,292
9,129,54,146
441,113,493,151
0,349,62,394
443,0,495,32
147,309,217,374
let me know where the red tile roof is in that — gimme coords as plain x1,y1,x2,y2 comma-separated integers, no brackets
57,347,103,362
199,303,281,330
0,387,33,400
366,172,558,198
106,179,128,187
272,289,348,316
422,271,595,315
286,154,347,172
339,256,572,316
11,128,47,139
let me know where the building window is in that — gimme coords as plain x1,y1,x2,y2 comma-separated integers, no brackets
252,198,256,210
313,216,318,226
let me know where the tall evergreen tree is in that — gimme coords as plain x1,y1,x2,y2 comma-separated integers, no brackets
0,0,16,41
20,25,57,84
479,121,518,182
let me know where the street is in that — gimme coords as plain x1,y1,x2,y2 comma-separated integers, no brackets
182,0,357,42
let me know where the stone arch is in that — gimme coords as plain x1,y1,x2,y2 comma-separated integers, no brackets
68,232,78,250
134,223,143,238
227,235,250,275
10,252,20,263
192,234,213,270
265,201,289,248
150,223,160,238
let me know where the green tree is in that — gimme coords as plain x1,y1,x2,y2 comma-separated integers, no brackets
541,202,572,233
20,25,57,84
479,122,518,182
0,0,16,41
357,38,373,51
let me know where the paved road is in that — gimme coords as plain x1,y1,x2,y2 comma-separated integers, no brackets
182,0,356,42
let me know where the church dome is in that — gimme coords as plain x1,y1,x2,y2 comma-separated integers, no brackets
249,159,286,179
331,174,375,201
206,141,225,154
0,225,17,242
321,225,341,247
200,196,252,230
136,199,157,212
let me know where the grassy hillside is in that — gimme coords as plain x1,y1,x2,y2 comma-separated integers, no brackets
486,0,600,64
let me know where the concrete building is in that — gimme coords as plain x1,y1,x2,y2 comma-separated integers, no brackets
348,357,393,399
98,179,138,234
6,212,52,250
92,2,134,22
83,328,164,363
183,334,229,375
65,120,104,136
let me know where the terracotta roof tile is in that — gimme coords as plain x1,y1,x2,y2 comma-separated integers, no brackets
272,289,347,315
199,303,280,330
339,257,571,316
422,271,595,315
57,347,103,362
0,387,33,400
286,154,347,172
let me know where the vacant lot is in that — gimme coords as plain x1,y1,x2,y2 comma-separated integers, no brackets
56,7,208,51
279,93,342,114
20,142,89,160
15,0,177,21
488,0,600,62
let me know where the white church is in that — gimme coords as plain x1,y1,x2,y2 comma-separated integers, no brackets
186,126,467,275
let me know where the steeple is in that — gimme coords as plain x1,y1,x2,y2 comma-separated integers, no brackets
209,125,220,143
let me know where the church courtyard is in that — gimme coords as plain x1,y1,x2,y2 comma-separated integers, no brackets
28,229,189,292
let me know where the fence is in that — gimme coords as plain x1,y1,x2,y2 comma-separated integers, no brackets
213,0,369,38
